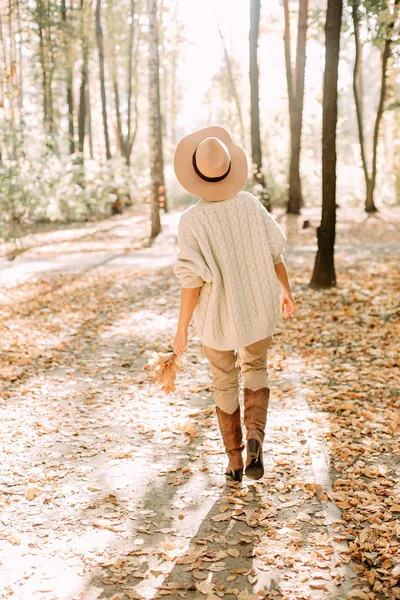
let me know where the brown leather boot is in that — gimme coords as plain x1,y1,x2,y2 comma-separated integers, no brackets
215,405,244,482
243,387,270,480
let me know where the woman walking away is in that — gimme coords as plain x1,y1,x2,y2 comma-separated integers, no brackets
172,126,296,482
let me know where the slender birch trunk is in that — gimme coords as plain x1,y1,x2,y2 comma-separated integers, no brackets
126,0,137,164
96,0,111,159
86,85,94,159
284,0,308,215
61,0,75,154
78,0,88,157
310,0,342,288
148,0,167,237
15,0,23,115
215,14,245,147
368,2,398,212
37,0,50,137
352,0,399,213
112,0,137,165
249,0,270,210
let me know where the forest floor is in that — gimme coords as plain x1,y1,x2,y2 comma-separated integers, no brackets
0,205,399,600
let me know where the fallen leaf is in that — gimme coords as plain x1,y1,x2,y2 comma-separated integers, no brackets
25,486,41,500
347,591,371,600
196,581,215,595
212,511,233,522
192,570,207,580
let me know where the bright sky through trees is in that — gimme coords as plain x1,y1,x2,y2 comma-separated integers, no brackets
175,0,397,210
177,0,250,130
176,0,324,155
0,0,398,243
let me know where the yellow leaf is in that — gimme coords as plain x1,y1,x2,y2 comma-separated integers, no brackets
195,581,215,595
192,571,207,580
347,591,371,600
25,486,41,500
212,511,233,522
337,501,352,510
8,532,21,545
310,583,328,591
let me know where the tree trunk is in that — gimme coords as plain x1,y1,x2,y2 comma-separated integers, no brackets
126,0,137,164
47,40,56,143
34,0,56,151
170,45,179,146
310,0,342,289
78,0,88,156
66,77,75,154
15,0,23,114
284,0,308,215
37,1,50,136
216,16,246,148
112,0,137,166
352,0,374,212
0,7,17,161
96,0,111,160
86,84,94,159
368,0,399,213
283,0,293,139
6,2,16,119
0,12,8,162
127,55,139,166
394,83,400,204
367,83,383,214
148,0,167,237
159,6,168,140
61,0,75,154
165,1,181,147
77,58,87,154
289,0,308,215
45,0,56,146
249,0,270,210
113,69,127,159
352,0,399,213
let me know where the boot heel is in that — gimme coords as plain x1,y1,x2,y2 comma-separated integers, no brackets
230,468,243,482
248,439,259,460
245,439,264,480
245,459,264,481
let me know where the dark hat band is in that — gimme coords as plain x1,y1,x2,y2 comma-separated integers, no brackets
192,150,231,183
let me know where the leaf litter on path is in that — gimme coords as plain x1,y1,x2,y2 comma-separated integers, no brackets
0,207,399,599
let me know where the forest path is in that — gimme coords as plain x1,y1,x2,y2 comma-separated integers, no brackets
0,207,399,600
0,210,180,285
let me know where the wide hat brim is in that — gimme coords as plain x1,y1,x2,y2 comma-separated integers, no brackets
174,126,248,201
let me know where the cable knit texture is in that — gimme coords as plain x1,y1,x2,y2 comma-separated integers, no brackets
173,191,286,351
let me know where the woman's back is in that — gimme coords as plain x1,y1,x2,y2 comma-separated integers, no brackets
174,191,286,351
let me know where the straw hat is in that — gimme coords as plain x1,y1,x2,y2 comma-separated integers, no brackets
174,126,248,202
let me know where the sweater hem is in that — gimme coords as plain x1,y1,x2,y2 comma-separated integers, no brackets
199,322,277,351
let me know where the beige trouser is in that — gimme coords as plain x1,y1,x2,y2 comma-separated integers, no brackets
202,336,273,415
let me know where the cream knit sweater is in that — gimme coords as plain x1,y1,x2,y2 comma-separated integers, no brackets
173,191,286,351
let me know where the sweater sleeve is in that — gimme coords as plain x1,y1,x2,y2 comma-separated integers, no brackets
173,214,213,289
251,196,286,265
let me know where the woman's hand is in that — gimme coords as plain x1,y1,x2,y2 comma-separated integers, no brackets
280,289,296,319
174,328,188,355
275,262,296,319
